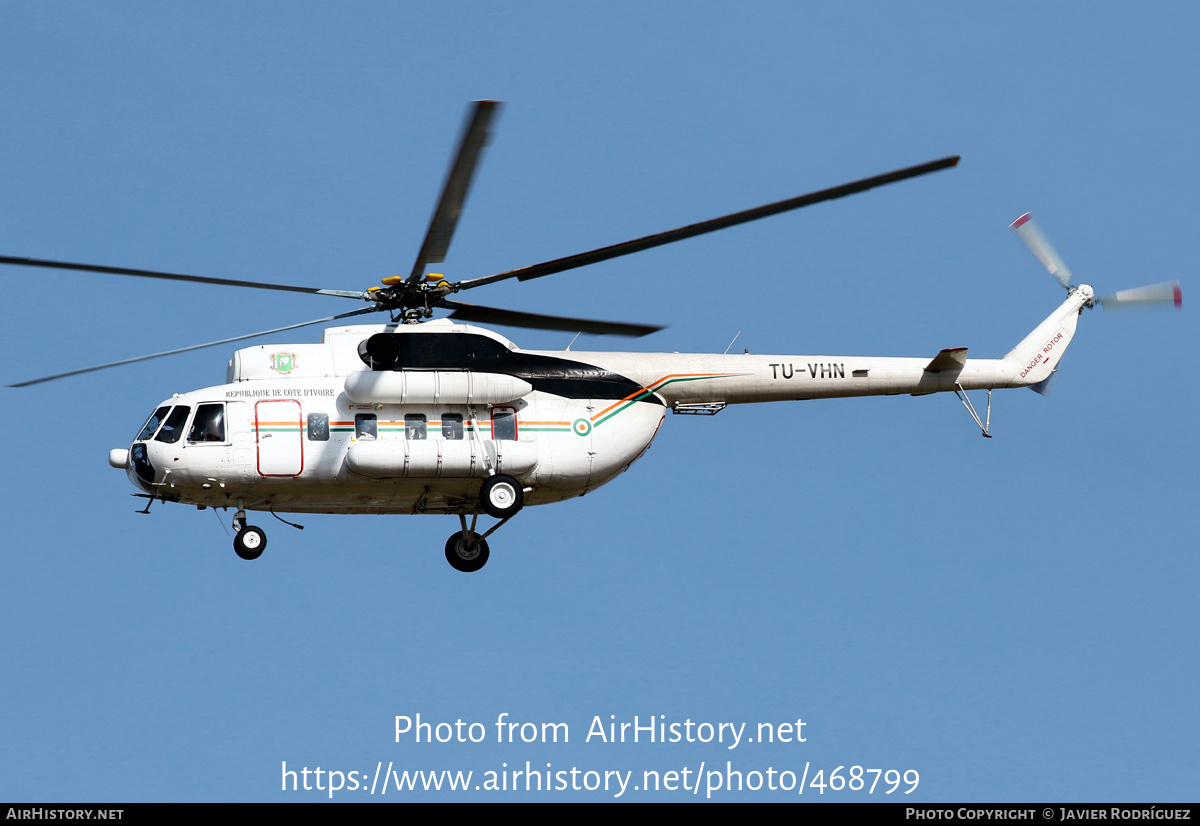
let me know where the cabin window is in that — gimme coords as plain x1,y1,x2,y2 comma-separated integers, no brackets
491,407,517,441
136,406,171,441
355,414,377,440
441,414,464,440
405,414,427,440
307,413,330,441
155,406,191,444
187,403,226,443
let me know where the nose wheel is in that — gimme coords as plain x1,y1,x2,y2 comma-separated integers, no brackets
231,502,266,560
234,525,267,560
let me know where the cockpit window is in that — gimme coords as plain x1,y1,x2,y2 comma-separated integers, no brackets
136,406,171,441
187,403,226,443
155,406,191,444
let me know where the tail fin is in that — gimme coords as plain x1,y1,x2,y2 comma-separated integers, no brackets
1003,289,1089,386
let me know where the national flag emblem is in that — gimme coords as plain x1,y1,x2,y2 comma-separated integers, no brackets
270,352,298,374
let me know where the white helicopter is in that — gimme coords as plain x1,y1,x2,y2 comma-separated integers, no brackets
2,102,1182,571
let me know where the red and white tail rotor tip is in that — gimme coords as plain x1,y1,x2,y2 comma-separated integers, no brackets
1009,212,1074,290
1010,211,1182,310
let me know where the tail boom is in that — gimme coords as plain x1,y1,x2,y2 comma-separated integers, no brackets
546,289,1090,406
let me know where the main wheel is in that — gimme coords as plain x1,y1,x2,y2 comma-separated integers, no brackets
445,531,490,573
479,474,524,519
234,525,267,560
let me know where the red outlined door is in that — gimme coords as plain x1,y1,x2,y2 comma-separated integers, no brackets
255,399,304,477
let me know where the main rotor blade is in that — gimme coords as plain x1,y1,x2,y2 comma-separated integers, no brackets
406,100,502,283
1009,213,1074,290
455,155,960,291
440,299,663,337
0,255,369,299
8,307,379,387
1097,280,1182,310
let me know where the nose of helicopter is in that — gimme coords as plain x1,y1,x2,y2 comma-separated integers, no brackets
124,442,159,493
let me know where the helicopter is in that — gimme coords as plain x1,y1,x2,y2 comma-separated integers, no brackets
2,101,1182,571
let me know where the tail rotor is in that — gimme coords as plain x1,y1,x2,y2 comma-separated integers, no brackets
1009,212,1181,310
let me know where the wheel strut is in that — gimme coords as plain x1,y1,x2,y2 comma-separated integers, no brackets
457,512,513,547
444,511,514,573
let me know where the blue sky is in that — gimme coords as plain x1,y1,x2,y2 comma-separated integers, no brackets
0,2,1195,802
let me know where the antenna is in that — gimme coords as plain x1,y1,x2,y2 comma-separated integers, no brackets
723,331,741,355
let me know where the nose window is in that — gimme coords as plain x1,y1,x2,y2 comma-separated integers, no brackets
154,406,191,444
130,443,155,488
136,406,171,441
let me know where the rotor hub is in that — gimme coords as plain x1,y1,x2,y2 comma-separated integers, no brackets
369,278,458,315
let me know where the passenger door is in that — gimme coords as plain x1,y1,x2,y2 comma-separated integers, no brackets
255,399,304,477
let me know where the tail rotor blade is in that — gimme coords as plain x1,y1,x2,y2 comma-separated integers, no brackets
1010,212,1075,290
1096,280,1182,310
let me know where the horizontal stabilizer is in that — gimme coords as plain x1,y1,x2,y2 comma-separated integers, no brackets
924,347,968,373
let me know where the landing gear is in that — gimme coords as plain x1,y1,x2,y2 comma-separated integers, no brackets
231,500,266,560
234,525,267,560
445,531,489,573
444,507,517,573
440,474,531,570
479,473,524,519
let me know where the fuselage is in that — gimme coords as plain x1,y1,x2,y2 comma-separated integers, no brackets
117,290,1087,517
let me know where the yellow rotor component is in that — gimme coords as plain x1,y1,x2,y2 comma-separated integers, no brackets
367,286,383,292
380,276,405,286
425,273,445,282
